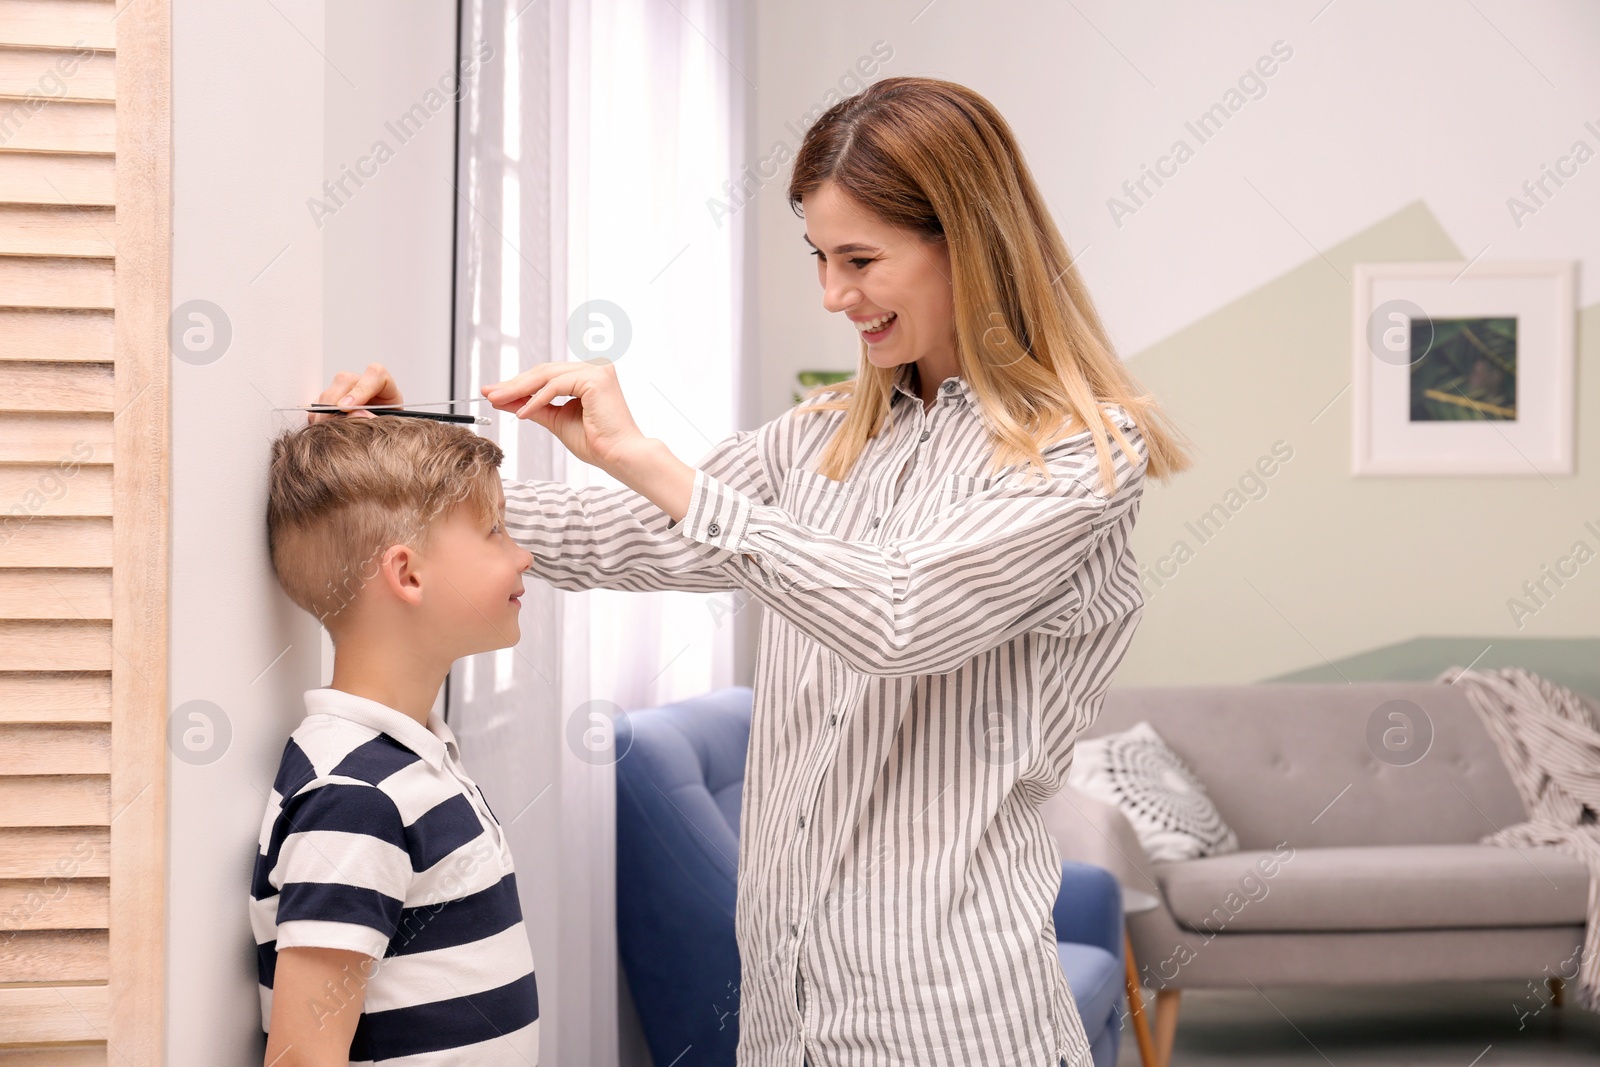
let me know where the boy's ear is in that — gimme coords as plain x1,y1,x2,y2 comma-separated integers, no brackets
376,542,425,606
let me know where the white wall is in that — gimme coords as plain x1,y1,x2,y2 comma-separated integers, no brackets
322,1,457,416
169,2,325,1062
169,1,457,1060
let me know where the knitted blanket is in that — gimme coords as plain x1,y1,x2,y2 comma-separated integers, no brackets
1436,665,1600,1012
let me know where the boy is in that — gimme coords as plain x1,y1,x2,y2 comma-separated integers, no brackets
252,415,539,1065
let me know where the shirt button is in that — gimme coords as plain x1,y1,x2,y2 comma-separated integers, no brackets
919,430,931,442
942,380,958,393
798,814,806,828
871,517,881,528
706,521,721,536
828,713,838,726
789,923,798,936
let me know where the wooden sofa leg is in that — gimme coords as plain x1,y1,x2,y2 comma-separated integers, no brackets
1153,989,1181,1067
1549,976,1565,1009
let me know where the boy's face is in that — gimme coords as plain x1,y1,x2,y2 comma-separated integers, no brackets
419,481,533,657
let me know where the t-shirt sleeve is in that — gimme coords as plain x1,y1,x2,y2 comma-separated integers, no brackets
268,781,412,960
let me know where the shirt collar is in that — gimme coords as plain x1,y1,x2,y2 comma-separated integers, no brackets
891,363,998,434
890,362,923,405
302,686,457,771
889,364,1139,442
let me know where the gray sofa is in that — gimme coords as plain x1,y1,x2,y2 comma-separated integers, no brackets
1042,681,1591,1063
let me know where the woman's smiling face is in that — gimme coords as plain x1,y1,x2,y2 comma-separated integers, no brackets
802,180,957,388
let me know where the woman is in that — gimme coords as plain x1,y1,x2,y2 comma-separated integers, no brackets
316,76,1190,1067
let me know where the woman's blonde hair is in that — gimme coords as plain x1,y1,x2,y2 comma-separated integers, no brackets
788,75,1193,490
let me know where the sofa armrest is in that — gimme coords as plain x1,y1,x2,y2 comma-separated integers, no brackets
1053,859,1123,961
1039,783,1162,907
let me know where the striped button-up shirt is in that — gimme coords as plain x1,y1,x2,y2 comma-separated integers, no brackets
504,362,1147,1067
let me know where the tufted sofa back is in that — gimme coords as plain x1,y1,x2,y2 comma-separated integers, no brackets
1084,682,1528,850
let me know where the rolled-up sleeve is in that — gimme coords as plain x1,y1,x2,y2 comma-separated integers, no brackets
665,432,1147,677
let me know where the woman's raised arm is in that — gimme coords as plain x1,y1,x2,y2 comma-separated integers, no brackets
502,425,769,595
664,418,1149,677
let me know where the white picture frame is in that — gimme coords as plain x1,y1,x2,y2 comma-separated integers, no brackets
1351,260,1575,476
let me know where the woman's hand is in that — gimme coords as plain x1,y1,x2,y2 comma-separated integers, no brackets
309,363,406,424
308,359,694,521
482,360,649,473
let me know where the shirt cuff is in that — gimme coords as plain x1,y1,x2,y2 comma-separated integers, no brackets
274,918,389,961
666,468,755,554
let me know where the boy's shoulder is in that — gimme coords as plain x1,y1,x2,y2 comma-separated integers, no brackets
267,712,418,802
267,709,475,834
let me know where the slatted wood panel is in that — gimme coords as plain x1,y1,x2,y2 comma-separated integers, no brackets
0,0,165,1061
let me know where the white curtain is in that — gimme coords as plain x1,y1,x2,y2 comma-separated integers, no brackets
449,0,748,1063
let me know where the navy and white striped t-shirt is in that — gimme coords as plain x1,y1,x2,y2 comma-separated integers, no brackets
250,686,539,1064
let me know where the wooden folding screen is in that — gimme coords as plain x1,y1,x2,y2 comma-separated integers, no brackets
0,0,168,1060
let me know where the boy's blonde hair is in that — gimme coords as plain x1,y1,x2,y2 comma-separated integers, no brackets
267,416,505,632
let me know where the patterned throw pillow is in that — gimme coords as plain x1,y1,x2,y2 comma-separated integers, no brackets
1067,721,1239,862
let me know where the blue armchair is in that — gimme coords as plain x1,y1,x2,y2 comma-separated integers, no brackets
615,686,1126,1067
1053,860,1128,1067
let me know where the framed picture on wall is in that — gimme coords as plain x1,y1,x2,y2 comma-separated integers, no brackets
1351,261,1575,476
